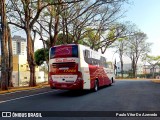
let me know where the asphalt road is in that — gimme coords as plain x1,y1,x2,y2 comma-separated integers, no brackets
0,80,160,120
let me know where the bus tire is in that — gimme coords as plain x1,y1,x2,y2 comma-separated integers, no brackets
50,86,55,89
109,77,114,86
94,80,98,92
112,77,114,84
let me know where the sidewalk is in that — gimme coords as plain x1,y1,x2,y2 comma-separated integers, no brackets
0,82,50,94
116,78,160,81
116,78,160,84
151,79,160,83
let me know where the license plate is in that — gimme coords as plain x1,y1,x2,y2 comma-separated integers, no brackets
61,85,67,87
59,67,69,70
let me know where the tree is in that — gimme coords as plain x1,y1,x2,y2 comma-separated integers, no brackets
7,0,83,87
111,22,136,78
34,0,102,48
81,28,100,51
34,0,88,49
34,33,73,67
69,1,128,53
1,0,8,90
7,25,13,87
113,38,128,78
144,55,160,78
35,0,128,53
34,48,48,66
56,33,73,45
126,32,151,78
0,0,14,90
99,23,128,54
0,0,13,90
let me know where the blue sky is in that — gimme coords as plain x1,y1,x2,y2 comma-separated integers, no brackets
124,0,160,56
106,0,160,62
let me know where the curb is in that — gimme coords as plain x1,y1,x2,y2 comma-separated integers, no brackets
116,79,160,83
0,84,50,95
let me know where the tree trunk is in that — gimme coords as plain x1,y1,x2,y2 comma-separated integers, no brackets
65,17,69,43
5,26,9,87
52,13,59,46
152,66,155,78
62,17,65,43
119,55,124,78
26,30,36,87
24,0,36,87
133,64,137,78
1,0,9,90
132,58,136,78
8,25,13,87
29,63,36,87
49,13,53,47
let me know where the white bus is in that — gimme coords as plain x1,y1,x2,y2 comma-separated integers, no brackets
49,44,115,91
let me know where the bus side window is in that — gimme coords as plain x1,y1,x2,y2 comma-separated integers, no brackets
105,63,109,68
84,50,90,64
84,50,90,58
100,56,106,67
106,62,113,69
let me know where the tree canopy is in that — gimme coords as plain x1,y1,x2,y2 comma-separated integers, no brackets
34,48,49,66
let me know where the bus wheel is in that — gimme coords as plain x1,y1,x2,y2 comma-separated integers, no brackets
112,78,114,84
109,77,114,86
94,80,98,92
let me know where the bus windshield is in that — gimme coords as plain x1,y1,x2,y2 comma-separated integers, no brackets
50,45,78,59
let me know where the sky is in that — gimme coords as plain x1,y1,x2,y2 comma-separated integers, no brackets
7,0,160,63
106,0,160,62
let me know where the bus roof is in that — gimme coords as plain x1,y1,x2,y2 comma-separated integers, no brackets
50,44,109,60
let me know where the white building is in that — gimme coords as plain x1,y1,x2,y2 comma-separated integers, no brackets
117,61,160,76
116,62,145,75
136,64,144,75
12,35,27,55
116,62,132,73
144,65,160,74
0,55,46,87
0,35,47,87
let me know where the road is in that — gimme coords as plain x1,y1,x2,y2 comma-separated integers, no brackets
0,80,160,120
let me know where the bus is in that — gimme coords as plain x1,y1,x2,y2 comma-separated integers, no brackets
49,44,115,91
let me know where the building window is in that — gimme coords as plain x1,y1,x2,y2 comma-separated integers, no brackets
17,42,21,54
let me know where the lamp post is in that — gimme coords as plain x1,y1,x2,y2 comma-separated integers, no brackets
18,55,20,86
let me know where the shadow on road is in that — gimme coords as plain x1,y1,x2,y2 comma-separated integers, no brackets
55,90,92,97
52,85,112,97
